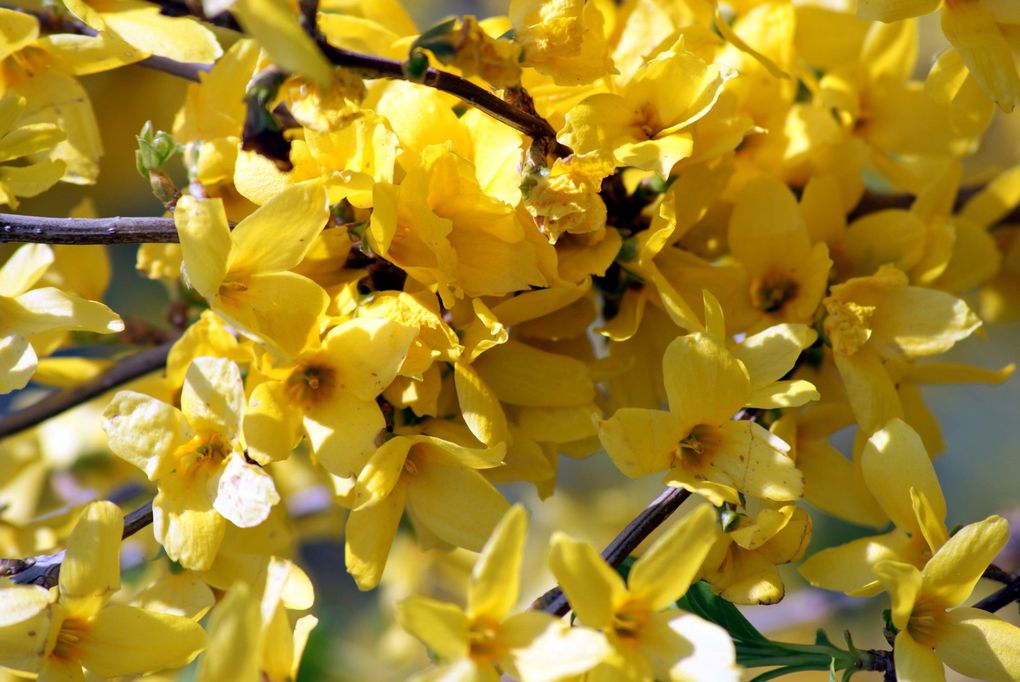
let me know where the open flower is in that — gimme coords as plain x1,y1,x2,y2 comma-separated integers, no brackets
875,515,1020,681
549,504,739,681
0,501,205,680
102,357,280,570
598,330,803,505
397,505,607,681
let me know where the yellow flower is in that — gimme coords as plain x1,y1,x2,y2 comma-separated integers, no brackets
822,263,981,433
800,419,950,596
346,433,508,590
875,515,1020,681
0,243,123,394
243,316,417,488
175,181,330,357
549,504,740,681
397,505,608,681
0,501,205,679
728,176,833,328
560,47,723,178
598,330,803,505
102,357,281,570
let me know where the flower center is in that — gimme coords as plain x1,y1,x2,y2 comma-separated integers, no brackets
468,616,501,661
612,599,649,640
674,424,719,469
175,433,230,478
52,617,88,662
752,272,799,313
285,364,336,407
907,595,948,647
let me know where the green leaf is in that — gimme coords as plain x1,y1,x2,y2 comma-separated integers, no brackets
676,581,769,644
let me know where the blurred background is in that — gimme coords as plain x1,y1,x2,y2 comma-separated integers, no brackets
7,2,1019,680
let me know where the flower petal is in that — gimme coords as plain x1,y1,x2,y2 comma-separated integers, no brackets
60,501,122,616
733,324,817,390
663,332,750,428
80,603,205,678
102,391,191,481
547,532,625,629
181,357,244,440
196,582,260,682
345,479,408,591
0,332,36,394
0,243,53,297
922,515,1009,608
874,560,922,630
153,472,226,571
211,453,280,528
395,596,470,661
0,584,53,674
893,630,946,682
629,504,718,611
469,504,526,621
598,408,684,478
454,361,508,447
323,316,417,402
175,195,231,301
936,607,1020,682
227,181,328,276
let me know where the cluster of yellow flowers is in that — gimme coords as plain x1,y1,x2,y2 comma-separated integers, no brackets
1,0,1019,680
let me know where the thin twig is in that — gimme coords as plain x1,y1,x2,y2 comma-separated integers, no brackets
0,341,172,441
0,214,178,244
3,500,154,588
138,55,208,82
531,487,692,616
975,573,1020,613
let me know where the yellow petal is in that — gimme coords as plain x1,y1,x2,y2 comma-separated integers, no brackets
711,421,802,502
860,418,945,535
102,391,191,481
874,560,922,630
870,286,980,357
745,380,820,409
8,288,123,335
454,361,508,447
728,176,810,277
227,181,328,276
323,316,416,401
37,654,84,682
941,2,1020,112
834,350,903,434
473,341,594,407
197,583,260,682
304,392,384,479
80,603,205,678
211,453,280,528
232,0,333,85
893,630,946,682
345,480,407,591
0,8,40,61
176,195,231,300
215,271,327,357
99,0,221,63
734,324,817,391
599,408,684,478
153,472,226,571
799,530,907,596
181,357,244,440
922,515,1009,608
469,504,526,621
0,243,53,297
406,457,509,552
60,501,122,615
0,332,36,394
353,436,413,509
798,439,887,528
664,333,751,428
396,596,470,661
936,607,1020,682
243,380,304,465
629,504,718,611
665,612,740,682
505,611,610,682
0,585,53,674
547,532,625,629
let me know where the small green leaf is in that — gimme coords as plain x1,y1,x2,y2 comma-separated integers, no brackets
676,581,769,644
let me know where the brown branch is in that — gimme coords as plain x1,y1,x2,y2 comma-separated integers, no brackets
531,487,692,616
0,341,172,441
0,214,178,244
2,500,153,588
975,572,1020,613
